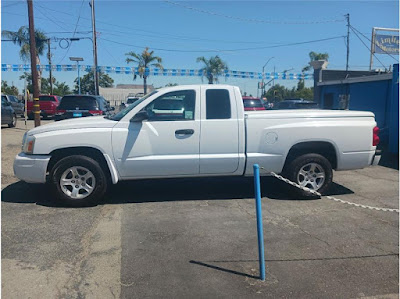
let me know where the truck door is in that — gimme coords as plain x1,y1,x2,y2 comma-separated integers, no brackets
199,87,240,174
112,88,200,178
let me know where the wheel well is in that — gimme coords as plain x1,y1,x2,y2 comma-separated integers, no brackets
283,141,337,170
47,147,111,179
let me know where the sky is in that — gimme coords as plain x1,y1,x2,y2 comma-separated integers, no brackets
1,0,399,96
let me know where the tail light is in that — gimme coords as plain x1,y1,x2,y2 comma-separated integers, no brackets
56,109,66,115
373,126,380,146
89,110,103,116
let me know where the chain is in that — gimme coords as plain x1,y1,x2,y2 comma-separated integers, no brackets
260,167,399,213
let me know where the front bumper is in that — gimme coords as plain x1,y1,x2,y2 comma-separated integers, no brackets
13,153,51,183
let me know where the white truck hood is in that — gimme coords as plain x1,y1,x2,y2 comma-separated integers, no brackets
27,116,117,136
246,109,375,119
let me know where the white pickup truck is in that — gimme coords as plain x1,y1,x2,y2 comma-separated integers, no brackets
14,85,381,206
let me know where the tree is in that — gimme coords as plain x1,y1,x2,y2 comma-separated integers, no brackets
2,26,48,93
125,47,163,94
74,70,114,94
53,82,72,96
1,80,19,95
19,72,53,94
302,51,329,72
265,84,314,102
196,55,228,84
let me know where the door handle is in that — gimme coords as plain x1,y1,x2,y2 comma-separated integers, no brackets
175,129,194,135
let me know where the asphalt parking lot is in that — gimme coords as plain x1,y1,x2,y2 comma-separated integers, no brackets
1,119,399,298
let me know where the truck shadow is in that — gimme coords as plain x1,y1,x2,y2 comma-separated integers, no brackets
1,177,354,207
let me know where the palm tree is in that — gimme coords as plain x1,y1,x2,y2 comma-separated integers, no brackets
196,55,228,84
2,26,48,93
125,47,163,94
302,51,329,72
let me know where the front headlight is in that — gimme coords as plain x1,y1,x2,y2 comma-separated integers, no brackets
22,134,35,154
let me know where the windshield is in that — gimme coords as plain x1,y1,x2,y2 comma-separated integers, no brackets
110,91,158,121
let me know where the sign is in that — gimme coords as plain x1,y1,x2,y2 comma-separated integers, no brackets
374,34,399,54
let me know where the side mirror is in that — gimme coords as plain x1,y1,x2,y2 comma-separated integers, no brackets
130,110,148,122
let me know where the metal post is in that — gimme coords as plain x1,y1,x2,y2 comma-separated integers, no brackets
369,27,376,71
24,78,27,129
27,0,40,127
47,38,53,94
78,61,81,94
273,66,276,87
90,0,99,95
253,164,266,281
345,13,350,72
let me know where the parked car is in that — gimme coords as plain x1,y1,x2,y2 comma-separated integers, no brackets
27,95,61,120
14,85,380,206
1,95,17,127
2,95,24,117
275,98,319,109
55,95,114,121
242,96,266,111
126,97,140,106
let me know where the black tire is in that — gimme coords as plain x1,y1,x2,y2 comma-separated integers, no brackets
49,155,108,207
283,153,333,198
8,114,17,128
28,113,34,120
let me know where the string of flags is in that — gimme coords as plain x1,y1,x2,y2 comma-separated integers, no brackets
1,64,314,80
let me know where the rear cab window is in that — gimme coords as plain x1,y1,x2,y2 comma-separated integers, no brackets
243,98,263,108
58,96,99,110
39,96,57,102
206,89,231,119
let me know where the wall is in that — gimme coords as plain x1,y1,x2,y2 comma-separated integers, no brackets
318,64,399,152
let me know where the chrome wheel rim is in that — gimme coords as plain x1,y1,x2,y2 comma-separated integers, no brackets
60,166,96,199
12,115,16,126
297,163,325,191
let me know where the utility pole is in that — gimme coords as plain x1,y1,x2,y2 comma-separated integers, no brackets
27,0,40,127
345,13,350,72
90,0,99,95
47,38,53,94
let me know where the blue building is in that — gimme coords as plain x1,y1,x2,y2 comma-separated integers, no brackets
314,63,399,153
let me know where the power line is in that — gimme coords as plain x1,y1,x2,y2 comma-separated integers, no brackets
35,7,70,31
350,25,399,62
349,27,387,69
98,35,346,53
164,0,345,25
57,0,86,64
33,3,316,45
2,1,23,8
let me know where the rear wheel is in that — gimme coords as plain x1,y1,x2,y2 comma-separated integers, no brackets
8,114,16,128
50,155,108,207
284,153,333,198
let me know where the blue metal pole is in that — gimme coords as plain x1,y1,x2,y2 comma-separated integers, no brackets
253,164,266,281
78,62,81,95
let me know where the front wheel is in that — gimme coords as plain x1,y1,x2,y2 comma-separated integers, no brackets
50,155,108,207
284,153,333,198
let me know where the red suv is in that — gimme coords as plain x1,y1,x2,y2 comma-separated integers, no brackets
242,96,266,111
27,95,61,119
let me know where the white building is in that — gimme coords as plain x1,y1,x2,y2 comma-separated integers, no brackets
100,84,155,106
